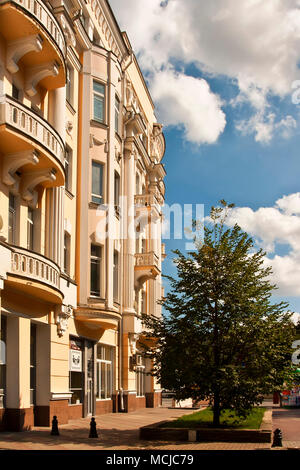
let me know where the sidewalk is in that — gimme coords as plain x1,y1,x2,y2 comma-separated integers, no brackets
272,407,300,449
0,405,297,451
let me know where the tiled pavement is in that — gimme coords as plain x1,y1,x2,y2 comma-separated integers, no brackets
0,404,299,451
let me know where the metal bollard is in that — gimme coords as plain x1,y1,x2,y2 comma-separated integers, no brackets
89,417,98,438
50,415,60,436
271,428,283,447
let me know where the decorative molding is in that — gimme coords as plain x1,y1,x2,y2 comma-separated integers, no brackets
66,119,73,135
57,13,76,48
2,150,39,187
128,332,140,355
55,304,73,337
89,134,105,148
25,62,59,97
7,35,43,74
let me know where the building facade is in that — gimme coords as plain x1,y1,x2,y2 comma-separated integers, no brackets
0,0,165,431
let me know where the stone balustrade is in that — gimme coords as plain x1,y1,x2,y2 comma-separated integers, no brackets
0,0,66,57
0,95,64,166
11,246,60,289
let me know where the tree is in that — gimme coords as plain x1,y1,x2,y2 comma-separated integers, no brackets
142,201,296,426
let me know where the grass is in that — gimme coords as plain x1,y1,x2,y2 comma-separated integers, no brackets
160,407,266,429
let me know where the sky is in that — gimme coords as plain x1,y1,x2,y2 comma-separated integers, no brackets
110,0,300,322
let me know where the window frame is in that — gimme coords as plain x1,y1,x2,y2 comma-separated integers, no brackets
115,94,120,133
96,345,113,401
93,80,105,124
8,193,16,245
90,243,102,297
65,146,73,193
91,161,104,205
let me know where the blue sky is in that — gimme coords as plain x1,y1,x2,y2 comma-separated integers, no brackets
110,0,300,320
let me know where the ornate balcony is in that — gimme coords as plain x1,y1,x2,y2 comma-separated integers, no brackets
134,193,162,222
6,245,63,303
0,0,66,89
75,308,121,331
0,95,65,198
134,251,160,287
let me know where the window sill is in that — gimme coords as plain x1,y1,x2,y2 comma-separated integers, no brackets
96,398,112,401
89,201,104,210
90,119,107,129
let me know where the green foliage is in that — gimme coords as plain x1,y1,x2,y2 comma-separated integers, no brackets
142,201,296,425
160,407,266,429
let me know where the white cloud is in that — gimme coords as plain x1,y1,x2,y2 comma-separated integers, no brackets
150,69,226,145
236,112,297,144
110,0,300,144
226,194,300,296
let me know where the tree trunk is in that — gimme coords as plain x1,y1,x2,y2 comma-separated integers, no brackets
213,390,220,427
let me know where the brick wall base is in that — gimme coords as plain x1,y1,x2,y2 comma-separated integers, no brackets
95,400,113,415
146,391,162,408
49,400,69,425
68,404,83,421
1,407,34,431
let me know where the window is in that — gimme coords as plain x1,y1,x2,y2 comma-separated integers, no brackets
0,316,6,408
69,338,84,405
66,65,74,105
91,161,104,204
114,171,120,215
93,81,105,123
115,95,120,132
65,146,72,192
135,173,140,195
136,355,145,397
12,84,19,100
97,345,113,400
141,290,147,314
27,207,34,251
90,244,101,296
30,324,36,406
8,193,16,245
64,232,71,275
113,251,119,302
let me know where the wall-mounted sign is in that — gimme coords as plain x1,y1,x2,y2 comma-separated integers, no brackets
70,349,82,372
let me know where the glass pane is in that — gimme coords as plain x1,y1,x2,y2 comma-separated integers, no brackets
92,162,103,200
90,258,100,296
101,362,105,399
93,81,105,94
94,95,104,122
70,371,83,389
107,363,112,397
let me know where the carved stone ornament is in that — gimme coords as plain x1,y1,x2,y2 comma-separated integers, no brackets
56,305,73,337
57,14,76,48
128,333,139,355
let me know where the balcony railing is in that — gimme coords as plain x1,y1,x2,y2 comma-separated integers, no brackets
0,0,66,58
135,251,159,268
134,193,160,208
0,95,64,166
11,246,60,289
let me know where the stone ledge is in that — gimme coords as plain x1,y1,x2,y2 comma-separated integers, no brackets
139,409,272,443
